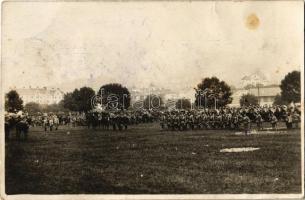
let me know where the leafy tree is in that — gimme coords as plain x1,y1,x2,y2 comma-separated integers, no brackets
273,94,288,106
143,94,163,110
62,87,95,112
5,90,23,112
280,71,300,103
194,77,232,108
77,87,96,112
98,83,130,110
62,92,78,111
240,94,259,107
175,98,191,109
24,102,41,113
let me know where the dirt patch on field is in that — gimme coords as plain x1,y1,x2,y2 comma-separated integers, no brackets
220,147,260,153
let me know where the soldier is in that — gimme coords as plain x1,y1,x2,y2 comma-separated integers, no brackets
226,113,233,129
292,111,300,129
173,113,179,131
53,115,59,130
110,112,117,131
255,113,263,131
286,112,293,129
179,111,187,131
166,114,172,131
271,114,278,130
123,113,130,130
194,113,201,130
49,116,54,131
160,113,166,130
16,116,30,140
201,113,208,129
43,116,49,132
243,114,251,135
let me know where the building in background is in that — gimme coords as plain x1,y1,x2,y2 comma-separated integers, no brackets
129,84,195,106
11,86,64,105
240,70,269,88
229,85,281,107
229,70,280,107
248,85,281,106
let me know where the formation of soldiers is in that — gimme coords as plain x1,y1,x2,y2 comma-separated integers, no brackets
86,109,158,130
159,105,301,132
5,105,301,139
5,109,158,133
30,112,86,127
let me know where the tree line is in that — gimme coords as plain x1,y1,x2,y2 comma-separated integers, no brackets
5,70,301,113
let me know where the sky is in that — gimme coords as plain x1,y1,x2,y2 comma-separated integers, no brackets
2,1,304,93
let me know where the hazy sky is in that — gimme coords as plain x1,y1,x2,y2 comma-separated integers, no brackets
2,1,303,92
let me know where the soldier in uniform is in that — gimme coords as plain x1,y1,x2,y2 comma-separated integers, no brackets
243,114,251,135
179,111,187,131
110,112,117,131
292,111,300,129
286,112,293,129
160,113,166,130
255,113,263,131
271,114,278,130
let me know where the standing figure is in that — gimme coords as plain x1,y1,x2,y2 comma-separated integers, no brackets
53,115,59,130
243,115,251,135
285,113,293,129
292,112,300,129
43,117,49,132
256,113,263,131
271,114,278,130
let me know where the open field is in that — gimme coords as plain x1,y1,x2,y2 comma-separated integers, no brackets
5,123,301,194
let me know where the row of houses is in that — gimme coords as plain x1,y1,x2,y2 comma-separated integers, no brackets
9,86,64,105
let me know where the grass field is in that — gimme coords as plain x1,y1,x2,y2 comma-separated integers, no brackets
5,123,301,194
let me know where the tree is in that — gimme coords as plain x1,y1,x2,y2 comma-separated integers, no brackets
273,94,288,106
240,94,259,107
62,92,78,111
24,102,41,113
194,77,232,108
62,87,95,112
280,71,301,103
77,87,96,112
175,98,191,109
5,90,23,112
143,94,163,110
98,83,130,110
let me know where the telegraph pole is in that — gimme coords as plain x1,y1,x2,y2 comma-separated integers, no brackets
257,84,260,106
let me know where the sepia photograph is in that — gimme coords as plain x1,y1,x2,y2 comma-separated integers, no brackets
1,0,304,199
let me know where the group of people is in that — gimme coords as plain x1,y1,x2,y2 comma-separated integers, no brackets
29,112,87,128
4,104,301,140
159,105,301,133
5,111,30,140
85,109,158,130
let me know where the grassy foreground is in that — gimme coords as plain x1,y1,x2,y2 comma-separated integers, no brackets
5,123,301,194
